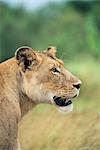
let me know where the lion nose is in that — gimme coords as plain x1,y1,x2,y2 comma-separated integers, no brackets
73,81,82,89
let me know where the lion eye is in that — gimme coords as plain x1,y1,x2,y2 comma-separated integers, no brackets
51,67,61,74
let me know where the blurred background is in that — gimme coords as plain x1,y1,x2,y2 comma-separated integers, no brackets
0,0,100,150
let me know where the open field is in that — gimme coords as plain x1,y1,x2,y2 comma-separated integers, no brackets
19,59,100,150
1,1,100,150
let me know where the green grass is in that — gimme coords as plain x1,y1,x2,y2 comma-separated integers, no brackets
19,58,100,150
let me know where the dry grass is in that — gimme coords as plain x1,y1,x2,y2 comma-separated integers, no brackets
19,105,100,150
19,59,100,150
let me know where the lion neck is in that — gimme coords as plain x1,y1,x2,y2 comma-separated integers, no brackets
18,89,36,117
0,58,36,120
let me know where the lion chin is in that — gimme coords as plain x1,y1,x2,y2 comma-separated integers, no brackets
52,96,74,114
58,103,73,114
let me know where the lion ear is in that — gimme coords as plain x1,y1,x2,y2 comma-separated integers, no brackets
46,46,56,58
15,46,38,72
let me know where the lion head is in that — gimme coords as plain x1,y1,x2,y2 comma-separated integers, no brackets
15,46,81,113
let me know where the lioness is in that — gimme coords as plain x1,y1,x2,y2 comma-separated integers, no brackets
0,46,81,150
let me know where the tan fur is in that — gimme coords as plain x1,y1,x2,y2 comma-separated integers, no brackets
0,46,81,150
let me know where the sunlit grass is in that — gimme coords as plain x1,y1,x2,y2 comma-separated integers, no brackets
19,106,100,150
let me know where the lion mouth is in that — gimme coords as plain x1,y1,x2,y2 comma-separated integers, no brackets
53,96,73,114
53,96,72,107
